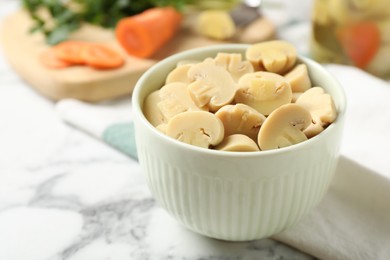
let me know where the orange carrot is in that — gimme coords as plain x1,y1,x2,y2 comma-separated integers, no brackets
336,21,381,68
39,48,73,69
115,7,182,58
53,41,89,65
40,41,125,70
81,44,125,69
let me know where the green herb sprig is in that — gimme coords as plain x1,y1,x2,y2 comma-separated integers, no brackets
23,0,190,45
23,0,240,45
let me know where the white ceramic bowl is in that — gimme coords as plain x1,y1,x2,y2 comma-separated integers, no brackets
132,44,347,241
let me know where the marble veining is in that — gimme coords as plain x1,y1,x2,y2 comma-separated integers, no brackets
1,153,315,259
0,2,315,259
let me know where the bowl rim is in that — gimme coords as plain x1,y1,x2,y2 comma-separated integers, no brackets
132,44,347,158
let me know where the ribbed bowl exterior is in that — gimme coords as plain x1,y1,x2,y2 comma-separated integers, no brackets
135,116,343,241
132,45,347,241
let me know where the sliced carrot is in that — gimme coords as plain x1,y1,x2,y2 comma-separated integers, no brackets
81,44,125,69
53,41,89,65
336,21,381,68
39,41,125,70
39,48,73,69
115,7,182,58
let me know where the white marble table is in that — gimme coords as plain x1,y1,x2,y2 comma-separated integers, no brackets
0,2,314,260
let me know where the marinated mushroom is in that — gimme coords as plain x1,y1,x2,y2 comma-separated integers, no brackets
197,10,236,40
296,86,337,138
312,0,332,26
176,60,200,67
166,64,192,84
166,111,224,148
258,103,312,150
291,92,303,103
143,90,166,127
284,64,312,92
158,82,205,120
329,0,390,25
214,134,260,152
378,19,390,44
156,123,167,134
235,71,292,116
143,41,338,152
237,17,276,44
187,60,237,112
245,40,297,74
214,52,254,82
215,103,266,141
366,45,390,78
327,0,350,25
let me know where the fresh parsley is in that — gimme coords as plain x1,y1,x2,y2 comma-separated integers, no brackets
22,0,240,45
22,0,191,45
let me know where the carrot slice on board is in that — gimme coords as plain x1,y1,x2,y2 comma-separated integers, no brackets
53,41,89,65
40,42,125,70
336,21,381,68
39,48,73,69
81,44,125,69
115,7,182,58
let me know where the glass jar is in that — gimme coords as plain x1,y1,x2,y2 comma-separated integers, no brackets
311,0,390,79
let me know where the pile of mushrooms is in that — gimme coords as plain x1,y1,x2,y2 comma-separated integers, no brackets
143,40,337,152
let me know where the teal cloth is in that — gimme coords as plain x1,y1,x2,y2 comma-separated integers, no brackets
102,122,138,160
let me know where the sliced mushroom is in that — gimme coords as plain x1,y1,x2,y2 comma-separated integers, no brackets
327,0,388,25
366,45,390,78
165,64,193,84
378,19,390,44
158,82,205,121
245,40,297,74
235,71,292,116
348,0,390,20
156,123,167,134
143,90,166,127
166,111,224,148
258,103,312,150
236,17,276,44
214,134,259,152
302,123,327,139
349,0,371,9
327,0,352,25
197,10,236,40
291,92,304,103
187,60,237,112
284,64,312,92
213,52,254,82
312,0,332,26
176,60,200,67
296,86,337,138
215,103,266,141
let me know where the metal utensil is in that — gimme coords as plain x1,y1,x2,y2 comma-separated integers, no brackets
230,0,262,26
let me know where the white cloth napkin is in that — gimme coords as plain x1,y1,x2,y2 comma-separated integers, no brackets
56,64,390,260
274,157,390,260
274,65,390,260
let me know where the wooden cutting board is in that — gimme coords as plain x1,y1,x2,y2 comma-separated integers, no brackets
0,10,274,102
